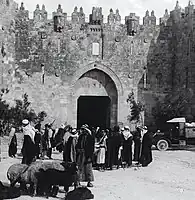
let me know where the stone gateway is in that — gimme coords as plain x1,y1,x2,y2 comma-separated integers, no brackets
1,1,195,128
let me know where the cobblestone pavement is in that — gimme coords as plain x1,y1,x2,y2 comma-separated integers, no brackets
1,136,195,200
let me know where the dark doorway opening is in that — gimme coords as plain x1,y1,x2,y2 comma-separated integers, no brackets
77,96,111,129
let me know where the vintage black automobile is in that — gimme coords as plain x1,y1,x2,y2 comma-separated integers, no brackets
153,118,195,151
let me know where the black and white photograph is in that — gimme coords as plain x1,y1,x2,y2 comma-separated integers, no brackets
0,0,195,199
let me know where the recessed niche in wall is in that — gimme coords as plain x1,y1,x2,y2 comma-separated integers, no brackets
92,43,99,56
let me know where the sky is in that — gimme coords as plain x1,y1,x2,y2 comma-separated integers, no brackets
14,0,193,23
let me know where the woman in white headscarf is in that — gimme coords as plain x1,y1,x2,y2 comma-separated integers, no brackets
21,119,36,165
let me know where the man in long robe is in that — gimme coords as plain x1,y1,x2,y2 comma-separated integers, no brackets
21,119,36,165
76,125,95,187
139,126,153,167
121,126,133,167
63,125,73,162
8,126,17,158
65,128,78,163
133,127,142,163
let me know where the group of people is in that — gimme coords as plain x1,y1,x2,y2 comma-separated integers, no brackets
7,120,153,188
93,125,153,170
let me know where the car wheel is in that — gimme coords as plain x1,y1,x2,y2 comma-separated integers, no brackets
156,139,169,151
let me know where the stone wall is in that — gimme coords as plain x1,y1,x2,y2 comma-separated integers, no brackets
3,3,154,127
0,0,17,90
1,1,195,128
138,1,195,128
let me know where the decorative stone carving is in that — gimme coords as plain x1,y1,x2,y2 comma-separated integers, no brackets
53,4,65,32
107,9,115,25
57,4,63,13
125,13,140,36
18,2,29,19
115,36,120,42
79,7,85,24
89,7,103,25
144,38,148,43
33,4,40,21
20,2,25,10
175,1,181,10
160,9,169,25
71,6,79,24
71,35,77,40
41,4,47,20
165,8,169,16
150,10,156,26
143,10,150,26
115,9,121,24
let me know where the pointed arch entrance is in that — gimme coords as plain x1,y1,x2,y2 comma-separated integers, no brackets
72,68,118,128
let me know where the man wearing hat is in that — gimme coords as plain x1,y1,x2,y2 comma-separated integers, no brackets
139,126,153,167
21,119,36,165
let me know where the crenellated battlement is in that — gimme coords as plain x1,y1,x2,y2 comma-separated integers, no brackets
12,1,195,36
1,0,195,127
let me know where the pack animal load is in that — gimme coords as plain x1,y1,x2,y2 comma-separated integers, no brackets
6,161,77,197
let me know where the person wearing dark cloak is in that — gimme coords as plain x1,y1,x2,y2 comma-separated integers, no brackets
64,128,78,163
46,124,53,159
76,125,95,187
34,123,42,159
133,126,142,163
112,125,122,168
121,126,133,167
55,124,65,152
139,126,153,167
63,125,73,162
8,125,17,158
21,119,36,165
41,124,49,159
105,128,113,169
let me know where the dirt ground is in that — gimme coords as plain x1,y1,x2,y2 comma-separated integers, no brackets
1,136,195,200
